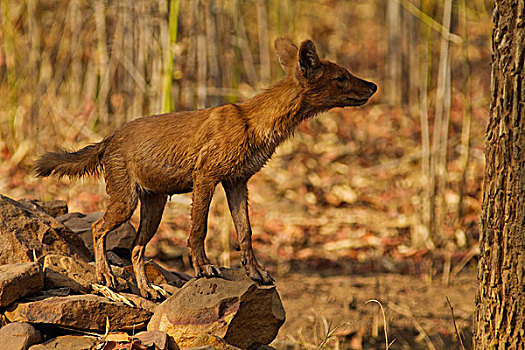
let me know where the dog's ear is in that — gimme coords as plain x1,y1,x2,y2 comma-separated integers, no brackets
274,37,298,75
298,40,321,80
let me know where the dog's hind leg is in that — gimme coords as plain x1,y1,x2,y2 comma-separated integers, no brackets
92,170,138,288
131,192,167,300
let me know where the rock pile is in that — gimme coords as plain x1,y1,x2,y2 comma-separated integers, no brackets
0,195,285,350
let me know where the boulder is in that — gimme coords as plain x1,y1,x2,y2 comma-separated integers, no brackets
148,268,285,349
57,212,136,257
28,335,98,350
0,195,92,264
0,262,44,307
0,322,41,350
41,254,128,293
5,294,152,332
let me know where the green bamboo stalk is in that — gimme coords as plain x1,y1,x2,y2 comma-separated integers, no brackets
161,0,180,113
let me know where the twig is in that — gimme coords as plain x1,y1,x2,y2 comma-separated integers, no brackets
91,284,134,307
446,297,467,350
456,0,473,225
365,300,394,350
442,253,451,286
391,0,461,43
315,319,349,350
151,284,169,298
94,0,110,125
419,28,432,240
450,246,479,279
389,302,437,350
53,324,103,338
104,316,110,338
256,0,271,85
430,0,453,244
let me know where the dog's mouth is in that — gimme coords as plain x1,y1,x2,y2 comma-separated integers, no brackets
344,97,369,106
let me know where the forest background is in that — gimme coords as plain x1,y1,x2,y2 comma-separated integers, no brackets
0,0,493,347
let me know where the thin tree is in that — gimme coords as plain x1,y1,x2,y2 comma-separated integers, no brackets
475,0,525,348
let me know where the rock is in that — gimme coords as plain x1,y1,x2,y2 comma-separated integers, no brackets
32,287,70,300
124,260,191,290
159,283,180,296
28,335,98,350
41,254,128,293
107,251,131,267
251,345,278,350
0,195,92,264
18,199,68,218
0,262,44,307
148,268,285,349
41,254,95,293
0,322,41,350
5,294,153,332
134,331,171,350
120,293,158,313
190,334,242,350
57,212,136,258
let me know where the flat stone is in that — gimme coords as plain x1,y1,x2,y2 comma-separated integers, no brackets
0,322,41,350
28,335,98,350
41,254,128,293
5,294,152,332
148,268,285,349
0,262,44,307
0,195,92,264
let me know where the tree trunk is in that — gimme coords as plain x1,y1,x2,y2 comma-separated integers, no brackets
475,1,525,348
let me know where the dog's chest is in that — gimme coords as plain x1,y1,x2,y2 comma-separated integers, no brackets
232,144,276,180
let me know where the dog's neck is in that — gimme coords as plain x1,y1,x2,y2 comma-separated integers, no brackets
240,77,320,147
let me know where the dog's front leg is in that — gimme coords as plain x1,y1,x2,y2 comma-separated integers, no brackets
223,180,274,284
188,173,220,278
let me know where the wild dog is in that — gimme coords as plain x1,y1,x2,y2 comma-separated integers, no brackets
35,38,377,299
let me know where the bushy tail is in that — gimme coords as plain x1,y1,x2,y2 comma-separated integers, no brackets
34,137,112,178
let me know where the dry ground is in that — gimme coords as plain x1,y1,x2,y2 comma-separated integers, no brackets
274,272,476,350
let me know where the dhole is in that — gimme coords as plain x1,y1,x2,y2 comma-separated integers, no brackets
35,38,376,299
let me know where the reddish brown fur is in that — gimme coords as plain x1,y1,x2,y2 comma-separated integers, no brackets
35,38,376,299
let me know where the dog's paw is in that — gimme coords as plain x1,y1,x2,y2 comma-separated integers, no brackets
97,270,117,289
139,285,165,301
195,264,222,278
245,264,275,285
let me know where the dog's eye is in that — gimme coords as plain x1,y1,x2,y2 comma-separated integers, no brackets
335,75,347,82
